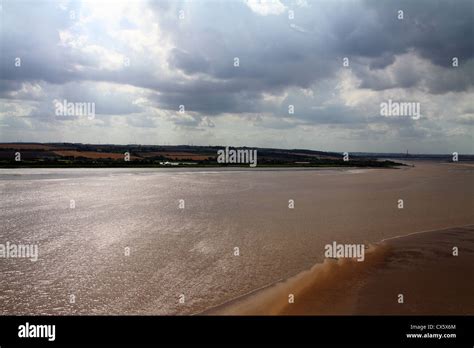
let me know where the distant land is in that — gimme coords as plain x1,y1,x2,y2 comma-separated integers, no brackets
0,143,472,168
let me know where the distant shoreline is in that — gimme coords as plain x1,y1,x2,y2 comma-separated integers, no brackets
0,142,407,169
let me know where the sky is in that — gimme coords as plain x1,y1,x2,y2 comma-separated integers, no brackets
0,0,473,153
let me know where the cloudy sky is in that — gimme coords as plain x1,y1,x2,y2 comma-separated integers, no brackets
0,0,473,153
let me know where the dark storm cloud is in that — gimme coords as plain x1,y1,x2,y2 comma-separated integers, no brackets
145,0,474,115
369,53,396,70
0,0,473,125
0,80,23,98
148,80,265,115
0,0,82,84
364,0,474,66
169,48,211,75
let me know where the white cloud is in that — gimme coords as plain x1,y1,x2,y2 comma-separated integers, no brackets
245,0,287,16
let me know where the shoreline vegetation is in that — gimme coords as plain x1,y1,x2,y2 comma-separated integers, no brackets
2,142,469,169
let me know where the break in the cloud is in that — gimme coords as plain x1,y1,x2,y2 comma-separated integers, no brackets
0,0,473,153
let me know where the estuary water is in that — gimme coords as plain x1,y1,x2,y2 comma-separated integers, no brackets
0,163,472,314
